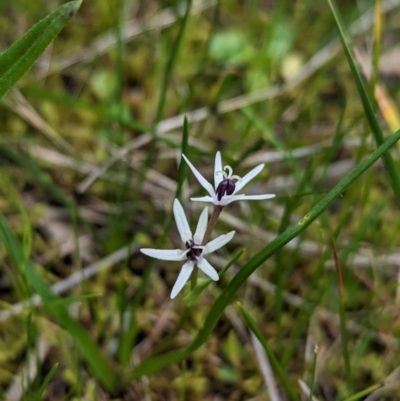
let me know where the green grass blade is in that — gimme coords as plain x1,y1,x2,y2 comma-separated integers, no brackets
0,0,81,98
32,363,58,401
129,128,400,379
238,304,300,401
326,0,400,203
341,382,384,401
152,249,244,355
370,0,382,97
154,0,193,125
175,116,190,200
49,293,102,307
184,249,244,307
0,216,118,392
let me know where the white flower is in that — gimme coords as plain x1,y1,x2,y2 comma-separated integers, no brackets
182,151,275,206
140,199,235,299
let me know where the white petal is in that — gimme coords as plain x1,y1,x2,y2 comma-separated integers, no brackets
193,207,208,244
214,151,223,188
173,199,192,243
140,248,185,261
182,154,215,197
236,194,275,201
223,194,275,205
203,231,235,254
219,194,246,206
234,164,265,193
197,257,219,281
170,261,194,299
190,195,217,204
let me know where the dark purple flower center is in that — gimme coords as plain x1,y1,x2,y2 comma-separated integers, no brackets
215,179,236,201
185,240,203,261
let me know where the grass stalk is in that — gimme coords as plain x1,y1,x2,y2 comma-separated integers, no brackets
154,0,193,125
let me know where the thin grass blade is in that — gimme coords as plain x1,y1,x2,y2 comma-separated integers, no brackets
326,0,400,203
370,0,382,96
154,0,193,125
239,304,300,401
341,382,384,401
184,249,244,307
175,115,190,200
32,363,58,401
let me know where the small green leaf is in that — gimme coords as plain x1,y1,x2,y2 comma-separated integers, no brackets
0,0,82,98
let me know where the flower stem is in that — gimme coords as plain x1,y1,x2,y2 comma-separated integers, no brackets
201,205,223,246
191,206,223,291
191,266,198,289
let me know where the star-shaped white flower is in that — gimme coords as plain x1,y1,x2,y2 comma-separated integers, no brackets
182,151,275,206
140,199,235,299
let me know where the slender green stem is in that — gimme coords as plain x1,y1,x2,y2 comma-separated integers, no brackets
201,206,223,246
153,0,193,125
190,266,198,290
239,304,300,401
176,116,190,200
191,206,223,290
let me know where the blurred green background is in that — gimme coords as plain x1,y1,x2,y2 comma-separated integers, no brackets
1,0,400,400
